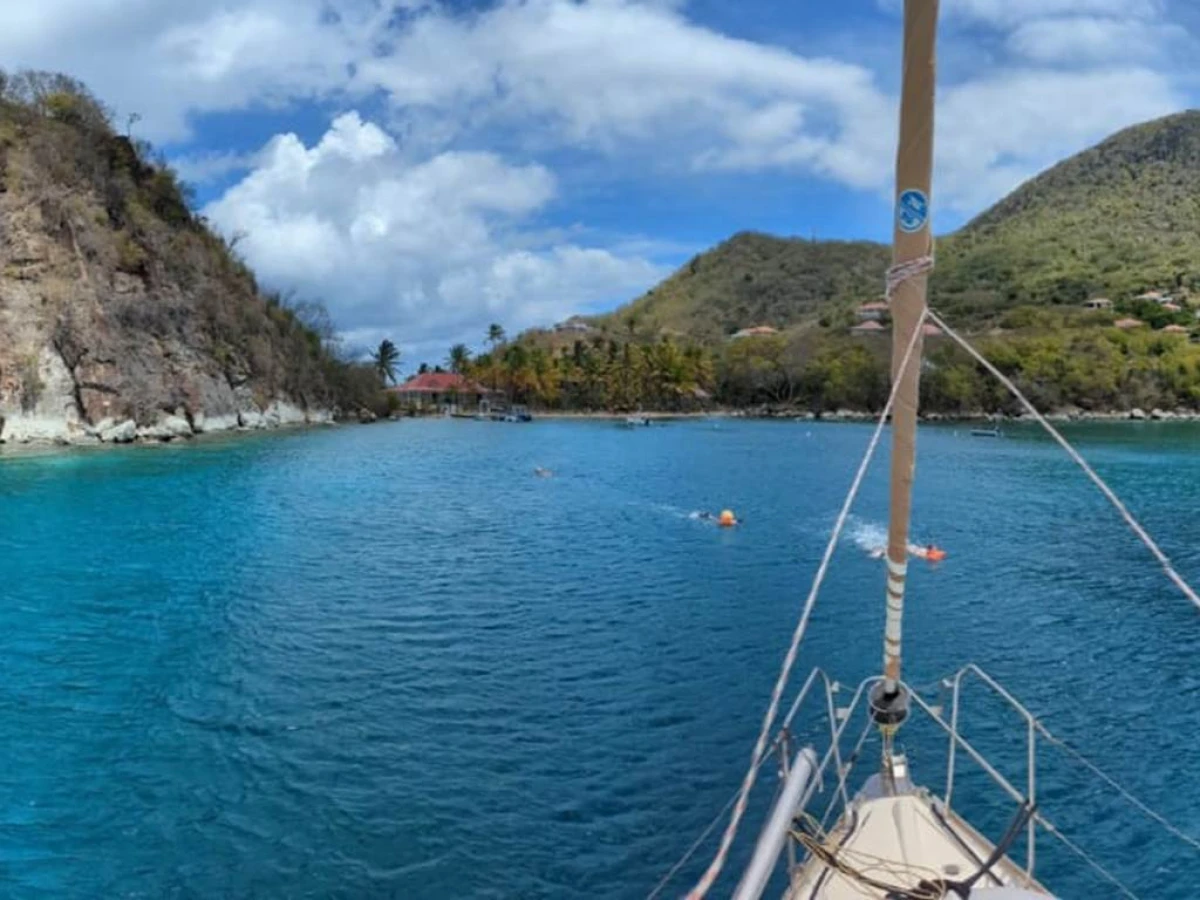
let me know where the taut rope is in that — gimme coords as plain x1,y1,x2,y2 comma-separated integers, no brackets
926,308,1200,613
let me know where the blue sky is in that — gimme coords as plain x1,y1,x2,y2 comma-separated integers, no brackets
1,0,1196,364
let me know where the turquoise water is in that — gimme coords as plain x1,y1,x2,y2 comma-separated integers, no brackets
1,420,1197,898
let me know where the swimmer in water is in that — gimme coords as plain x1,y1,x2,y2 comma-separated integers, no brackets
692,511,742,525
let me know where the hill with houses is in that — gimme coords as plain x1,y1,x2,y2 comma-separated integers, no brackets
586,110,1200,346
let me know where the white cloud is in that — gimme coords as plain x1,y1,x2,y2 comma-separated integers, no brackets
940,0,1163,28
2,0,1192,210
354,0,895,187
2,0,1197,347
936,67,1181,213
0,0,384,141
1007,16,1188,64
204,112,665,356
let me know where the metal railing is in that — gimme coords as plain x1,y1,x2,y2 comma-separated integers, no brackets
651,662,1198,899
772,664,1197,899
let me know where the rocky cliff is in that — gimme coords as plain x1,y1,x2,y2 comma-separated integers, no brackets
0,72,353,446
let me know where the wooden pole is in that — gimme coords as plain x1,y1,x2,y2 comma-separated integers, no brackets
883,0,938,694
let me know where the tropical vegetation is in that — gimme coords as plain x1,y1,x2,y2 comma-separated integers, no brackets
371,339,400,385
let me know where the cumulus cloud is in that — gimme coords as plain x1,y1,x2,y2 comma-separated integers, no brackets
0,0,384,141
203,112,665,356
354,0,898,188
936,67,1182,213
939,0,1164,28
1007,16,1189,64
350,0,1189,213
1,0,1195,346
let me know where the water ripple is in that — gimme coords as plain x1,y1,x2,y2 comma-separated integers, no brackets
0,420,1196,897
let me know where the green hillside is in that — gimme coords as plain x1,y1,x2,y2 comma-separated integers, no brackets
455,111,1200,416
603,110,1200,337
933,110,1200,318
611,233,889,341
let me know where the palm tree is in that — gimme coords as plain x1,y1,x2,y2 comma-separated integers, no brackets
447,343,471,375
371,339,400,385
486,323,506,349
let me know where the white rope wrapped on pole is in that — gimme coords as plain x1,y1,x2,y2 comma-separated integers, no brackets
925,308,1200,613
682,311,928,899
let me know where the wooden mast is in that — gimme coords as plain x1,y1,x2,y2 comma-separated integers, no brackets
881,0,938,704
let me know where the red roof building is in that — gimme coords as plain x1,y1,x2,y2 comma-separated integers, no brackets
388,372,494,411
390,373,481,393
1114,318,1145,330
730,325,780,340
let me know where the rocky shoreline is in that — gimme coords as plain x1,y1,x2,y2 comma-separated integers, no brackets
740,405,1200,423
0,401,335,448
539,406,1200,423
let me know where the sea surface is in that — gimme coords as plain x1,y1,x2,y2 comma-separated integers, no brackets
0,418,1197,898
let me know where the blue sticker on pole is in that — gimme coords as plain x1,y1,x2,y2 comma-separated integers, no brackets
896,189,929,233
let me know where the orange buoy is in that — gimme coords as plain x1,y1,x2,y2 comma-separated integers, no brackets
926,547,947,562
718,509,737,527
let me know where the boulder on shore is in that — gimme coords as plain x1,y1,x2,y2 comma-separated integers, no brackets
137,415,193,441
1129,408,1147,420
238,409,267,429
100,419,137,443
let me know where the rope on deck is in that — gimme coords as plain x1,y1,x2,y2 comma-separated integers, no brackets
926,308,1200,613
681,312,928,899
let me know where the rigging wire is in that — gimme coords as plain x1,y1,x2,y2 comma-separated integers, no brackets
1036,726,1200,853
926,308,1200,613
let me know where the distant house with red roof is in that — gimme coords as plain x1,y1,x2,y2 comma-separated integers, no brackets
388,372,495,411
1114,318,1145,330
729,325,779,340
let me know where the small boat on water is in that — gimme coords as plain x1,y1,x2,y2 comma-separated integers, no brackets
621,415,652,427
497,404,532,422
970,426,1002,438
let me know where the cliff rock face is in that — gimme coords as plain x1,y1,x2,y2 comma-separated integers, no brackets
0,74,342,445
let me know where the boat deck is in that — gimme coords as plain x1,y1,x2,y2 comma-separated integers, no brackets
788,789,1050,899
